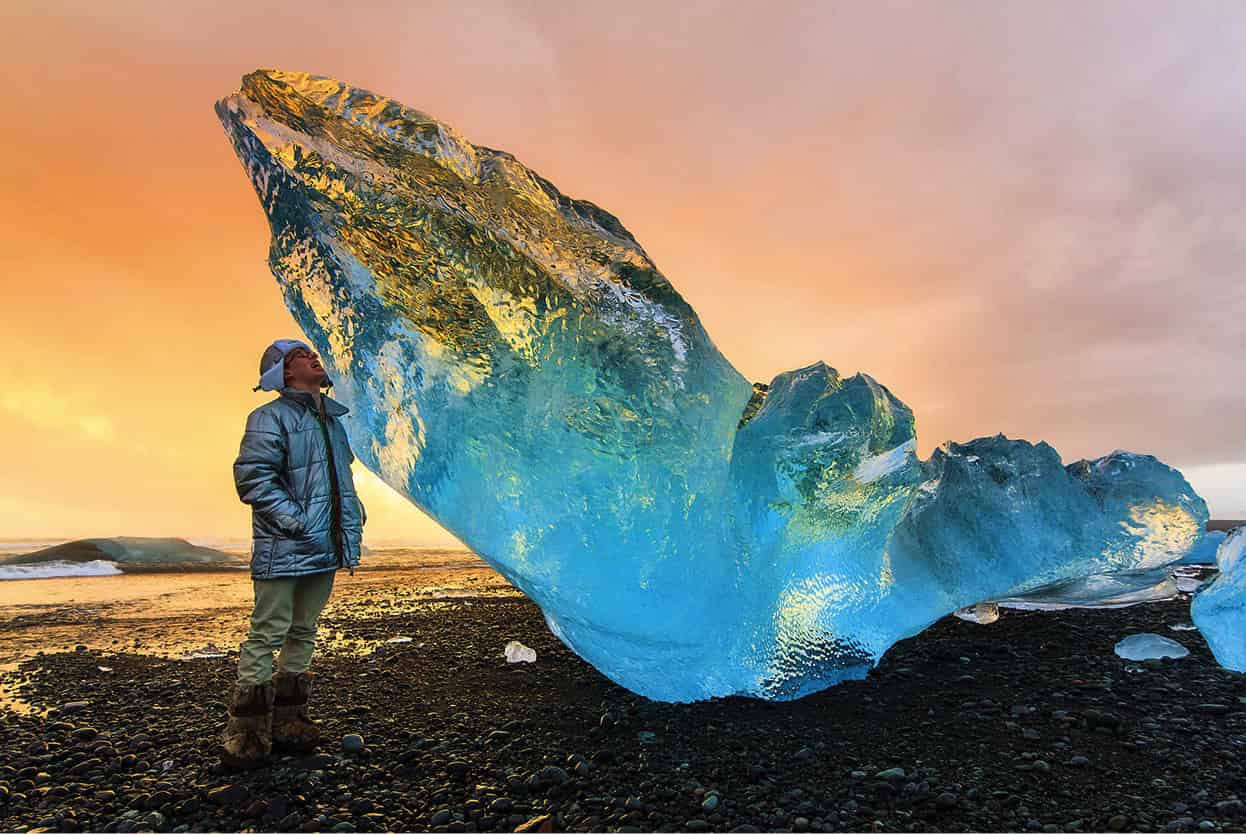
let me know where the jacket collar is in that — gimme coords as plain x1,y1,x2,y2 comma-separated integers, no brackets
279,387,350,417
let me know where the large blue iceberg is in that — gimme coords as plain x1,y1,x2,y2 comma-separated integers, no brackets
217,70,1209,701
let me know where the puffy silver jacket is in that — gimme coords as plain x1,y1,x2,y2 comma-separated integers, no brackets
233,388,365,578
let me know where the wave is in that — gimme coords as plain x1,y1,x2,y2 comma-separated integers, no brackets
0,559,124,580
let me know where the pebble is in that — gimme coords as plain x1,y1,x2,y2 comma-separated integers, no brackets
1196,704,1230,715
1108,815,1129,831
534,765,569,785
514,815,555,833
1215,799,1244,815
207,784,250,806
875,767,907,781
341,734,365,754
701,793,720,812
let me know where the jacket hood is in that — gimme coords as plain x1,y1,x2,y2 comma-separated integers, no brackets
254,338,337,392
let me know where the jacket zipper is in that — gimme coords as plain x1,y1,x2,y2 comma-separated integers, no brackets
313,403,348,573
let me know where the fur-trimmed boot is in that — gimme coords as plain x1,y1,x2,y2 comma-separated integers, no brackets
272,670,321,753
220,681,274,769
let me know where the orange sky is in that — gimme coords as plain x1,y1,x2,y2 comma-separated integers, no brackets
3,1,1244,544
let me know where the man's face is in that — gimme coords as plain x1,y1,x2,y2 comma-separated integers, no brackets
283,346,328,388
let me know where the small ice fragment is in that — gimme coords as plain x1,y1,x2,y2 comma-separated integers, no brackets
1172,566,1208,593
161,759,174,771
953,602,1000,624
385,636,414,644
504,640,537,663
97,666,113,673
1168,622,1198,632
180,643,226,660
1114,633,1190,661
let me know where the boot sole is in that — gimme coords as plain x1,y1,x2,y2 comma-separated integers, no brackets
219,751,271,770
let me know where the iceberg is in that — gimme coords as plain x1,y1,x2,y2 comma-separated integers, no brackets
1191,527,1246,671
217,70,1208,701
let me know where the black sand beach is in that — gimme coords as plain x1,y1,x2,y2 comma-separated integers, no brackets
0,558,1242,834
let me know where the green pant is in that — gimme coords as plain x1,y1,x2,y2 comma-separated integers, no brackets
237,570,336,685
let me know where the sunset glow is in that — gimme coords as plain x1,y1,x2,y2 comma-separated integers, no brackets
3,1,1243,544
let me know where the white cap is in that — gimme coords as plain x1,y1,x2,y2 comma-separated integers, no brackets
253,338,313,392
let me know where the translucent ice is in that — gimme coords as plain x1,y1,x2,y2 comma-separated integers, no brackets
217,70,1208,701
504,640,537,664
1113,633,1190,661
1177,529,1226,565
1191,527,1246,671
994,567,1181,611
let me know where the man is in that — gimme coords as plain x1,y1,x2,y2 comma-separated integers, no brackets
221,338,366,769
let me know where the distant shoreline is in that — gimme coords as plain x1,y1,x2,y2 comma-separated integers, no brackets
1207,519,1244,531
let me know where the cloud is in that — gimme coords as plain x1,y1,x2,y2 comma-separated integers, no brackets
0,384,117,444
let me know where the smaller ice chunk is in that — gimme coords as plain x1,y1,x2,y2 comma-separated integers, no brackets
1168,622,1197,632
385,636,414,644
1114,633,1190,661
504,640,537,663
1191,527,1246,670
1172,565,1211,593
953,603,1000,624
180,643,227,660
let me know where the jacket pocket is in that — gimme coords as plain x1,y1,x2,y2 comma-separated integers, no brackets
251,536,277,576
